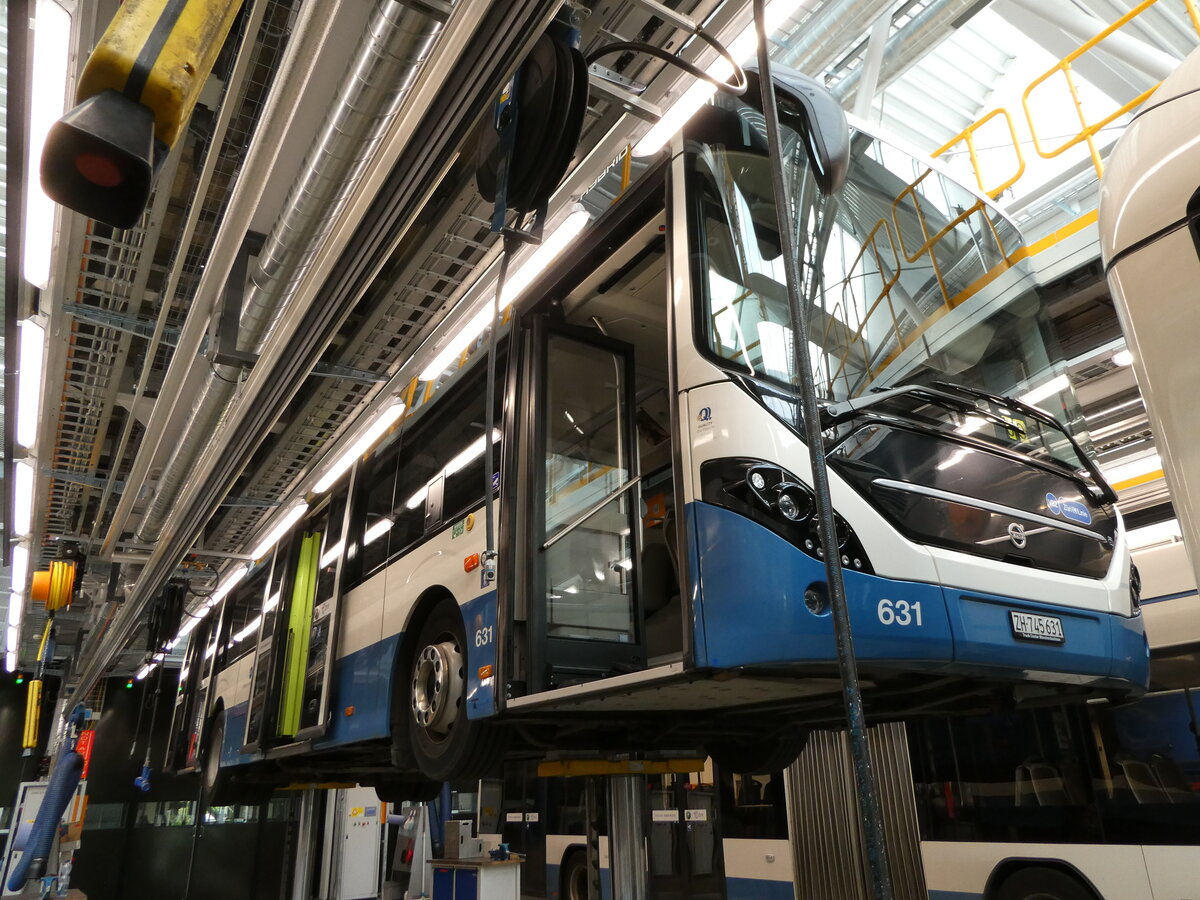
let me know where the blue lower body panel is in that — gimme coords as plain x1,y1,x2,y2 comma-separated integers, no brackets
689,501,1148,689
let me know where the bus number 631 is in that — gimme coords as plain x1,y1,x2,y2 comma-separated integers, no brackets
878,598,922,627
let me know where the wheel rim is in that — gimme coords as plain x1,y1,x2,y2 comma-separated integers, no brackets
411,637,464,740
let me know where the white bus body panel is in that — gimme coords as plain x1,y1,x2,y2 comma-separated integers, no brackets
1135,540,1200,652
1100,45,1200,587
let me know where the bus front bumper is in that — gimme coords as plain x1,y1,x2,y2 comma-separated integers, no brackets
689,501,1150,692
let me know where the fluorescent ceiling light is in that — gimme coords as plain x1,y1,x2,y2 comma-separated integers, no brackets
1126,518,1182,551
23,0,72,289
232,616,262,644
7,595,22,629
1019,373,1069,408
263,591,281,613
136,662,156,681
419,209,592,381
250,502,309,561
13,460,35,537
313,399,406,493
363,517,393,546
11,545,29,593
209,565,249,607
633,0,807,157
5,651,15,673
177,607,210,639
1101,453,1162,486
16,320,45,449
7,626,20,654
445,430,501,477
1113,349,1133,367
319,542,344,569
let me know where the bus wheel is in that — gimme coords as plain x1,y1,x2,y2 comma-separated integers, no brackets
202,711,274,806
373,778,443,805
706,730,809,775
560,848,588,900
995,866,1097,900
407,602,505,781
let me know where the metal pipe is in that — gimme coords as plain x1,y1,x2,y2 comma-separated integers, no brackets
777,0,897,75
833,0,979,104
1007,0,1178,83
136,0,445,541
852,12,892,120
89,0,272,553
753,1,894,896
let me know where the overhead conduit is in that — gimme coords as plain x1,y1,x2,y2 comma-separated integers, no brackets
135,0,448,541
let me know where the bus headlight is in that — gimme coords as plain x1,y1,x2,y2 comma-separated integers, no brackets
1130,563,1142,614
699,457,872,574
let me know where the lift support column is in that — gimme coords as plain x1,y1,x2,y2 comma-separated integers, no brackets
607,775,648,900
540,756,706,899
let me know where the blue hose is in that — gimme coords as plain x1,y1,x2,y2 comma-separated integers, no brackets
6,750,84,892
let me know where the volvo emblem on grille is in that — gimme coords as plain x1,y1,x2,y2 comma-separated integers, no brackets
1008,523,1027,549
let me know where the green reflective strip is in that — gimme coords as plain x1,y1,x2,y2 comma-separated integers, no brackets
279,532,320,736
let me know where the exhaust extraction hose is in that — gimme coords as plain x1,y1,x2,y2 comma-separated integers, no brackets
5,749,85,891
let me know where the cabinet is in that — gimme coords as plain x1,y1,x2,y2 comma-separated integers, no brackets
430,859,520,900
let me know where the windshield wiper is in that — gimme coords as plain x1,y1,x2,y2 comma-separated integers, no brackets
928,381,1117,504
819,383,1024,436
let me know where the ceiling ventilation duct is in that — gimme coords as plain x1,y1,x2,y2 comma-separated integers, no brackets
135,0,449,542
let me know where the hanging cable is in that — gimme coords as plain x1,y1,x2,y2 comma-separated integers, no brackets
586,27,748,96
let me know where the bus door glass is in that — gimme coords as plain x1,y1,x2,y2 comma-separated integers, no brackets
277,490,348,740
295,489,348,738
528,322,645,689
164,611,216,772
242,547,289,750
647,770,725,900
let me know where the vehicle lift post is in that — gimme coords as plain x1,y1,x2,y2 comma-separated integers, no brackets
540,756,705,898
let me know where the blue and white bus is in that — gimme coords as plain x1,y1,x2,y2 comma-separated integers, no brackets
165,67,1147,802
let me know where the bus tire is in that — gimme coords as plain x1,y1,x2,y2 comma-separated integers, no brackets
560,848,589,900
202,711,274,807
994,866,1098,900
407,601,506,781
373,778,443,805
706,729,809,775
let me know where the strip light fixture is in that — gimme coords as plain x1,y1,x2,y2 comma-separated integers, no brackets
11,545,29,594
23,0,72,289
5,651,15,673
419,208,592,382
207,565,250,608
16,320,46,448
250,502,309,561
313,398,406,493
13,460,35,537
633,0,807,157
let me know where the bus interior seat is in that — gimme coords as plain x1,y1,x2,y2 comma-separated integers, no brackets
1149,753,1199,803
1114,753,1170,804
1014,758,1069,807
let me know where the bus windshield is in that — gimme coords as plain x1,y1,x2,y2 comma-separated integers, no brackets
688,93,1095,474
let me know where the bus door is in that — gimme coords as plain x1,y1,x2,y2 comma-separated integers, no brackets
244,488,349,747
517,318,646,692
647,771,725,900
164,609,219,773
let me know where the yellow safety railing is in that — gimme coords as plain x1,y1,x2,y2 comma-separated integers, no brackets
822,0,1200,397
1022,0,1200,176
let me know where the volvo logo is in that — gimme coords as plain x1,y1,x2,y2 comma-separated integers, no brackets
1007,523,1027,549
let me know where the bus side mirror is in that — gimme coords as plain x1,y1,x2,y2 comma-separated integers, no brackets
747,64,850,196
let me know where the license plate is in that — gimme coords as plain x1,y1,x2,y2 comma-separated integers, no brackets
1009,610,1065,644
